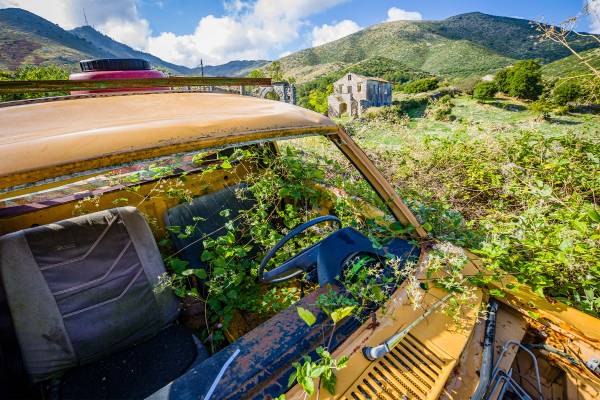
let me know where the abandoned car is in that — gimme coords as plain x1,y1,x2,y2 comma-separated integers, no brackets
0,80,599,400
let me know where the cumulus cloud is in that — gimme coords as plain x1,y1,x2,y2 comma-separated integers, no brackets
386,6,423,22
0,0,152,50
148,0,350,66
588,0,600,33
0,0,350,66
311,19,361,46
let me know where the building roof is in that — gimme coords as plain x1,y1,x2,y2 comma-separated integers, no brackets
0,92,337,190
334,73,390,84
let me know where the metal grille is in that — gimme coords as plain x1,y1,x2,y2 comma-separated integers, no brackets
342,333,446,400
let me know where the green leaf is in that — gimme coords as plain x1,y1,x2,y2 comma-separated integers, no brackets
336,355,349,369
588,208,600,223
298,376,314,396
330,306,355,324
220,159,233,169
181,269,194,276
489,289,505,298
297,307,316,327
287,371,297,388
194,269,207,279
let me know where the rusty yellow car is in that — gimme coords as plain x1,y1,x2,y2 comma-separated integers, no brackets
0,77,599,400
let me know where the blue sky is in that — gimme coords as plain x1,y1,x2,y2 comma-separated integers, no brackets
0,0,596,67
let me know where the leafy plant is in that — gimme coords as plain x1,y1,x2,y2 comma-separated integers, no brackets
401,77,440,94
473,81,498,101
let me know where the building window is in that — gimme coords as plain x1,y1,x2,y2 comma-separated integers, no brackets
347,86,352,93
348,74,352,81
338,85,343,93
357,84,362,92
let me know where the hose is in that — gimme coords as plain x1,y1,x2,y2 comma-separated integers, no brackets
471,298,499,400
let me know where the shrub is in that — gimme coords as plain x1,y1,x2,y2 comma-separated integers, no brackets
473,81,498,101
528,100,553,120
552,81,581,106
426,95,455,121
1,64,69,101
402,77,439,94
507,60,543,100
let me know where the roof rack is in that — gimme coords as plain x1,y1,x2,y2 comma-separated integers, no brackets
0,77,272,94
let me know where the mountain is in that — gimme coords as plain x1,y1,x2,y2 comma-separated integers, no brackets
0,8,268,76
190,60,269,77
278,12,599,82
69,26,190,74
0,7,111,71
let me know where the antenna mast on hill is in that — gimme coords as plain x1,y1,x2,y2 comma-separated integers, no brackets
83,8,90,26
200,59,204,77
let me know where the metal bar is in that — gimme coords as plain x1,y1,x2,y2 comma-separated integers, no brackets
0,77,272,93
329,128,427,237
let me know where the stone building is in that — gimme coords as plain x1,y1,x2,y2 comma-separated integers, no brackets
328,73,392,117
258,81,296,104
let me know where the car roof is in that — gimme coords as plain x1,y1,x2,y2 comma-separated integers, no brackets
0,92,337,190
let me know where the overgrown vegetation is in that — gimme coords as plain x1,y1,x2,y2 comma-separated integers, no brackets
0,64,69,101
341,96,600,316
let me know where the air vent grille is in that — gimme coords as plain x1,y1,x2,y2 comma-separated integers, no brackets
341,333,448,400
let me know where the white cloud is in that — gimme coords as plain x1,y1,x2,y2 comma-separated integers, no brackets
588,0,600,33
386,6,423,22
0,0,350,66
311,19,361,46
0,0,152,50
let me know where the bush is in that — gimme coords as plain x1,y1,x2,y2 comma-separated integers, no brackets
507,60,543,100
427,95,455,121
402,77,439,94
362,105,406,124
1,64,69,102
473,81,498,101
528,100,553,121
552,81,581,106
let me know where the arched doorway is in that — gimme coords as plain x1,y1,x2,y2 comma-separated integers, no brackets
339,102,348,115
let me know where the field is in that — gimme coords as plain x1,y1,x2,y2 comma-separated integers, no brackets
337,96,600,315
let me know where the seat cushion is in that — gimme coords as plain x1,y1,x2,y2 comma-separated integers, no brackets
165,184,254,269
0,207,179,382
58,324,206,400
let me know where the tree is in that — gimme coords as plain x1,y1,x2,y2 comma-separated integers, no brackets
493,68,512,93
247,69,265,78
507,60,543,100
552,81,581,106
266,61,284,82
307,88,330,114
473,81,498,101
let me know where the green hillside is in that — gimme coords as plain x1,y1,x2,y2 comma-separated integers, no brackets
0,8,269,76
279,12,599,82
542,48,600,78
0,8,110,71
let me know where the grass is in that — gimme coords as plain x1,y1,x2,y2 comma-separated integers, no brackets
337,96,600,316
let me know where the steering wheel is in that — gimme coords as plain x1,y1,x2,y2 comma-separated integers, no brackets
259,215,342,283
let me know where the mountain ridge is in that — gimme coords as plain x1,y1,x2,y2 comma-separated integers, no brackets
0,7,268,76
276,12,599,82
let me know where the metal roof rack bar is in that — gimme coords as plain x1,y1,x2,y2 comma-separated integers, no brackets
0,77,272,94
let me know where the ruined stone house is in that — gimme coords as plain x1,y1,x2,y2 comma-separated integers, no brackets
327,73,392,117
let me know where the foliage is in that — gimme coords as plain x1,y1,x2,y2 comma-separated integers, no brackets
473,81,498,101
247,69,266,78
267,61,284,81
551,80,581,106
426,95,456,121
308,86,332,114
528,100,553,120
341,97,600,316
401,77,440,94
0,64,69,101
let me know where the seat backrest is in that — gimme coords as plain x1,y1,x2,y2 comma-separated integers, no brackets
0,207,178,382
165,184,254,269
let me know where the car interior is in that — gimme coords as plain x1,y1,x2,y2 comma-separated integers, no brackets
0,140,420,400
